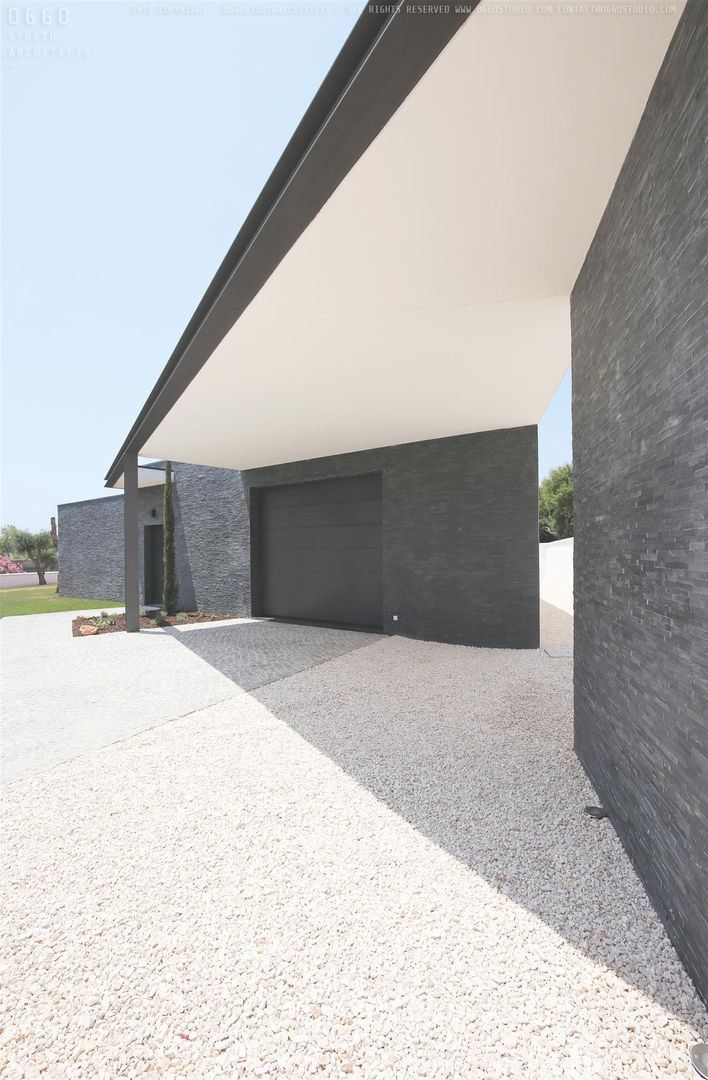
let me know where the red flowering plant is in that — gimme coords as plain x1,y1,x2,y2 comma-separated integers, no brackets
0,556,23,574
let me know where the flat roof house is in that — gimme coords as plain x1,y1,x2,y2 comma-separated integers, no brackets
60,0,707,1004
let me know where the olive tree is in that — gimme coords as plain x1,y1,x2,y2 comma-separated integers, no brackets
11,529,57,584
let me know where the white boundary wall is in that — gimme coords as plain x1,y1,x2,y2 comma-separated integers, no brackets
539,538,573,615
0,571,59,590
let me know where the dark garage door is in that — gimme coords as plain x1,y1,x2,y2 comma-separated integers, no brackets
257,474,382,628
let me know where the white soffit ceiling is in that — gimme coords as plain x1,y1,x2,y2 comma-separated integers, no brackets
113,466,166,489
142,0,682,471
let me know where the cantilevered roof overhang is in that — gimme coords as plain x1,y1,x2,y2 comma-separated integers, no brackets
113,465,166,489
106,0,684,487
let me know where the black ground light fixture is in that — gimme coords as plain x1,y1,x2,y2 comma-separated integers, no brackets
692,1045,708,1078
584,806,608,820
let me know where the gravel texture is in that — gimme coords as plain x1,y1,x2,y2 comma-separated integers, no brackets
164,619,382,692
0,610,240,786
0,611,377,786
540,599,573,649
2,632,706,1079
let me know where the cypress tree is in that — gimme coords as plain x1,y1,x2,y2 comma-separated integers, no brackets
163,461,179,614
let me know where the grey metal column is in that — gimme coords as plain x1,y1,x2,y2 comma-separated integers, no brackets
123,450,140,632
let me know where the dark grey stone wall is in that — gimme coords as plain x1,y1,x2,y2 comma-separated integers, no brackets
168,463,250,614
58,494,126,602
243,426,539,648
58,465,248,613
572,0,708,1003
60,426,538,647
58,488,163,605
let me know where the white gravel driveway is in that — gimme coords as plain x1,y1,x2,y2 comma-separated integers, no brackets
1,614,706,1078
0,610,378,785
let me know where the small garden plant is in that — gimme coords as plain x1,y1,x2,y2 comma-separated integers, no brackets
72,609,235,637
91,611,120,629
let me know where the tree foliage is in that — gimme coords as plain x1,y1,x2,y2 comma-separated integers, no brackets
1,524,21,558
10,528,57,583
539,463,573,540
162,462,179,615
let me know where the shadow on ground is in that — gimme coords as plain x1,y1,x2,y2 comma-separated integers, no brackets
169,618,706,1032
163,619,381,692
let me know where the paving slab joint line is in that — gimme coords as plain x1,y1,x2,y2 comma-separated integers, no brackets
1,688,246,790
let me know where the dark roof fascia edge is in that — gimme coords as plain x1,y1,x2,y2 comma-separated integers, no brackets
105,2,478,488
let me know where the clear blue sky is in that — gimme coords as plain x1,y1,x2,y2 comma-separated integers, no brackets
2,1,571,531
538,369,572,481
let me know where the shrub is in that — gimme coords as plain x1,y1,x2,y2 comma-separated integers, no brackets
153,609,168,627
175,611,188,624
0,556,23,574
162,462,179,615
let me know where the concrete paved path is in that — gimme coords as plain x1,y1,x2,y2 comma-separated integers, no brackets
0,610,378,786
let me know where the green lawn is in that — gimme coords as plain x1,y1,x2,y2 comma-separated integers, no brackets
0,585,122,619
